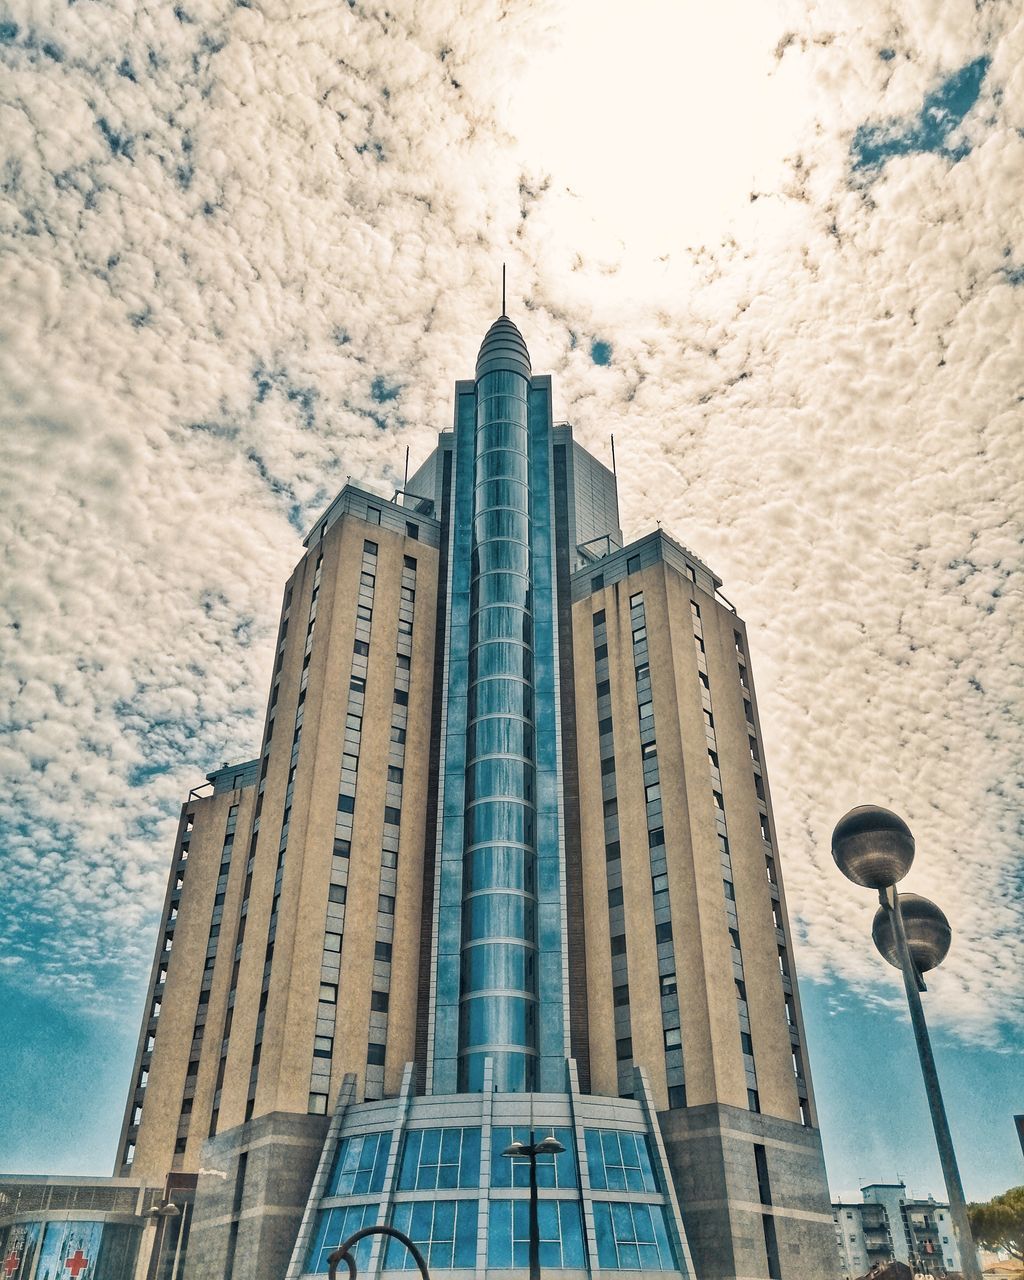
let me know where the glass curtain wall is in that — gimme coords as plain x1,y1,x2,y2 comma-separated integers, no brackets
459,366,538,1092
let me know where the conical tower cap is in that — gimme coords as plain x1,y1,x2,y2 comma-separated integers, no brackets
476,314,531,381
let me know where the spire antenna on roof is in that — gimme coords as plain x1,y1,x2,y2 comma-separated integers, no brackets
501,263,506,317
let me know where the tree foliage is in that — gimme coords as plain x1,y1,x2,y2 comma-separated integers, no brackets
967,1186,1024,1262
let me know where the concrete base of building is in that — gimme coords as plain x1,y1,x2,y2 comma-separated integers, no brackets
185,1111,330,1280
658,1102,841,1280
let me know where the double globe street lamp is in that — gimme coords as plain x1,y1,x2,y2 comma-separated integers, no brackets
832,805,981,1280
501,1132,567,1280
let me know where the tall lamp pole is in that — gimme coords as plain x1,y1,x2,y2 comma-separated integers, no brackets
832,805,981,1280
501,1132,566,1280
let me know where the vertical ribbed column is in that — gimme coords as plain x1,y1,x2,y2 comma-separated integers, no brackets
459,321,538,1093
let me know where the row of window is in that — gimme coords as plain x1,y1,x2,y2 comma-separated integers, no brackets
630,591,686,1110
592,607,634,1098
308,1196,677,1274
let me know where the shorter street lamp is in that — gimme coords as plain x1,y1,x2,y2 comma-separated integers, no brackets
832,805,981,1280
501,1132,566,1280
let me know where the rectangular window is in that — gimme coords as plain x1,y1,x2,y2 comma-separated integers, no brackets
616,1036,632,1060
406,522,419,540
607,886,624,908
397,653,411,670
313,1036,333,1058
594,643,608,661
598,715,613,736
354,639,369,656
592,609,606,626
327,1132,392,1198
596,678,611,697
585,1129,658,1194
324,932,342,952
378,894,395,914
404,554,417,569
592,574,605,590
388,766,404,783
627,556,641,574
629,590,643,606
388,1199,478,1270
605,840,621,862
610,934,627,956
328,883,347,904
488,1198,584,1270
371,990,389,1012
655,922,673,943
601,756,616,776
397,1127,482,1191
613,983,630,1007
375,941,393,962
384,806,402,826
333,838,351,858
320,983,337,1002
367,1042,386,1066
337,793,356,814
394,688,409,706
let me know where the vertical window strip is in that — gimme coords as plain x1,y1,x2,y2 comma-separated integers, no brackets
594,613,632,1096
691,597,760,1109
365,556,415,1098
307,541,378,1111
631,593,685,1107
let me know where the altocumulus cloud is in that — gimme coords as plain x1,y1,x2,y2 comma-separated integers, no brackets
0,0,1021,1054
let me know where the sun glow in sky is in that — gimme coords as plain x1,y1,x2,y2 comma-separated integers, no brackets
1,0,1022,1202
505,0,803,259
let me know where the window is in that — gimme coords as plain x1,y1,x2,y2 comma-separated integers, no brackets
598,715,613,735
323,932,342,952
350,675,365,693
594,643,608,661
404,554,417,569
613,983,630,1007
708,749,719,769
308,1092,328,1115
603,797,618,817
328,1132,391,1196
490,1126,576,1190
371,990,389,1011
616,1036,632,1060
601,755,616,776
605,840,621,862
314,1036,333,1058
632,627,647,644
406,521,419,539
641,740,657,759
592,574,605,591
388,766,404,783
367,1042,386,1066
391,725,407,744
655,922,673,943
488,1199,584,1269
337,794,355,814
398,1127,482,1191
648,828,665,848
593,609,606,626
387,1200,477,1271
723,879,736,900
384,806,402,826
627,556,641,574
610,934,627,956
608,886,623,908
585,1129,658,1193
596,678,611,697
378,894,395,914
353,639,369,656
652,873,668,894
394,688,409,706
748,1088,761,1113
375,941,393,962
320,983,337,1002
629,591,643,606
328,883,347,904
713,790,725,810
333,838,351,858
741,1031,754,1055
735,978,747,1001
397,653,411,670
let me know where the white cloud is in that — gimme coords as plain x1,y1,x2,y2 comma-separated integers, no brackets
0,0,1021,1058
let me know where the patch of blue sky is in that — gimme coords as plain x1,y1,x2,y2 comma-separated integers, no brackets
370,375,401,402
590,339,612,366
851,57,990,174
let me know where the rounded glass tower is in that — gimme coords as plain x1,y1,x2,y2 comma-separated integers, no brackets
459,315,538,1092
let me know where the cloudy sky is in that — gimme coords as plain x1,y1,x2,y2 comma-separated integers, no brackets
1,0,1021,1199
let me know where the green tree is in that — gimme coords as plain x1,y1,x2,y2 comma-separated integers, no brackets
967,1185,1024,1263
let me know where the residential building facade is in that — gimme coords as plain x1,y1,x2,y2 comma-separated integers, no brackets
833,1183,963,1278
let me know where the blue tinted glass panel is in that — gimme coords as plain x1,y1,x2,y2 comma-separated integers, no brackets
387,1201,477,1270
592,1202,676,1270
487,1197,585,1268
585,1129,658,1194
490,1127,577,1189
461,940,533,992
396,1128,481,1190
307,1203,378,1273
328,1132,391,1196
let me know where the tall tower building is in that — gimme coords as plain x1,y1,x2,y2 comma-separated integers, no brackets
115,313,838,1280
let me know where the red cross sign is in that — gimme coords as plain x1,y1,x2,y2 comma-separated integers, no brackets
3,1252,20,1279
64,1250,89,1278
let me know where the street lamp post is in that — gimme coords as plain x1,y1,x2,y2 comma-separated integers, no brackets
501,1132,566,1280
832,805,982,1280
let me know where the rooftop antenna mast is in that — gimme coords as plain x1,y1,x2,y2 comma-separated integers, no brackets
501,263,507,317
610,433,622,528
